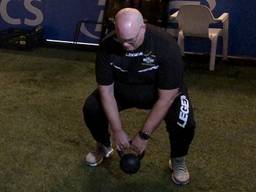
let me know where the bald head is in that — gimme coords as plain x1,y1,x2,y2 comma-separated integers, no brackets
115,8,146,51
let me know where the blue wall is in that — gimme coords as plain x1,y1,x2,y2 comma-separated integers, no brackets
0,0,256,58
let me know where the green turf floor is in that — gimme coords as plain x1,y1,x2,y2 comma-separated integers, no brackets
0,48,255,192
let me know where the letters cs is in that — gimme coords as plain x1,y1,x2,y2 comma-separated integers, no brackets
0,0,43,26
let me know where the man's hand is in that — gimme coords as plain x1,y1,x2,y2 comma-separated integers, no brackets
130,134,148,155
113,130,130,152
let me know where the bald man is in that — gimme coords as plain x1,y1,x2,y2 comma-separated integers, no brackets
83,8,196,185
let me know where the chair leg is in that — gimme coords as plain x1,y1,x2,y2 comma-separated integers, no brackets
222,33,228,60
73,21,82,44
209,36,218,71
178,31,184,56
222,20,229,60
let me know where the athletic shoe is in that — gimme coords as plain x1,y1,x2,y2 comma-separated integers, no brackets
85,143,113,166
169,156,190,185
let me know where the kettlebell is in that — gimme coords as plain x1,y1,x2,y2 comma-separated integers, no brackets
118,149,144,174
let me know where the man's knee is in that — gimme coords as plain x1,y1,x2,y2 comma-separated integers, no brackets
83,91,102,117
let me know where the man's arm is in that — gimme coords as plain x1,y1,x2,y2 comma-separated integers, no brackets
98,84,130,151
131,88,179,153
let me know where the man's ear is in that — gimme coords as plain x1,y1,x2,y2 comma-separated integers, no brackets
141,24,146,33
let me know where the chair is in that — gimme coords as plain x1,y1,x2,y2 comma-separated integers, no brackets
170,5,229,71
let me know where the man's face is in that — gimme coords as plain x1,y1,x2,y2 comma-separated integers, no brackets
116,25,144,51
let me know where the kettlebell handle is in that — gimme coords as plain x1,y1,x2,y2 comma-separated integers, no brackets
116,140,145,159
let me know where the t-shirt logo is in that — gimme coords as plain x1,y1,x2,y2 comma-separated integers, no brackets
142,53,156,66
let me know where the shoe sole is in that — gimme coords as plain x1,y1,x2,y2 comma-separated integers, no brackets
86,148,114,167
86,158,104,167
171,174,190,185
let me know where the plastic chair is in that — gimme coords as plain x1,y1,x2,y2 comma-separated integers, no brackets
171,5,229,71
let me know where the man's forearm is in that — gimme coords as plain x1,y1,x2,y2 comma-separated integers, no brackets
99,85,130,150
99,85,122,133
141,89,179,135
142,100,172,134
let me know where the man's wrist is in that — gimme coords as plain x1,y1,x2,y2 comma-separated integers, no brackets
138,130,151,140
112,128,123,134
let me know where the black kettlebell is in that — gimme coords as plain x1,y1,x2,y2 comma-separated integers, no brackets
118,149,144,174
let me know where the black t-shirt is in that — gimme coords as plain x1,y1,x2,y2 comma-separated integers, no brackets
96,24,185,93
